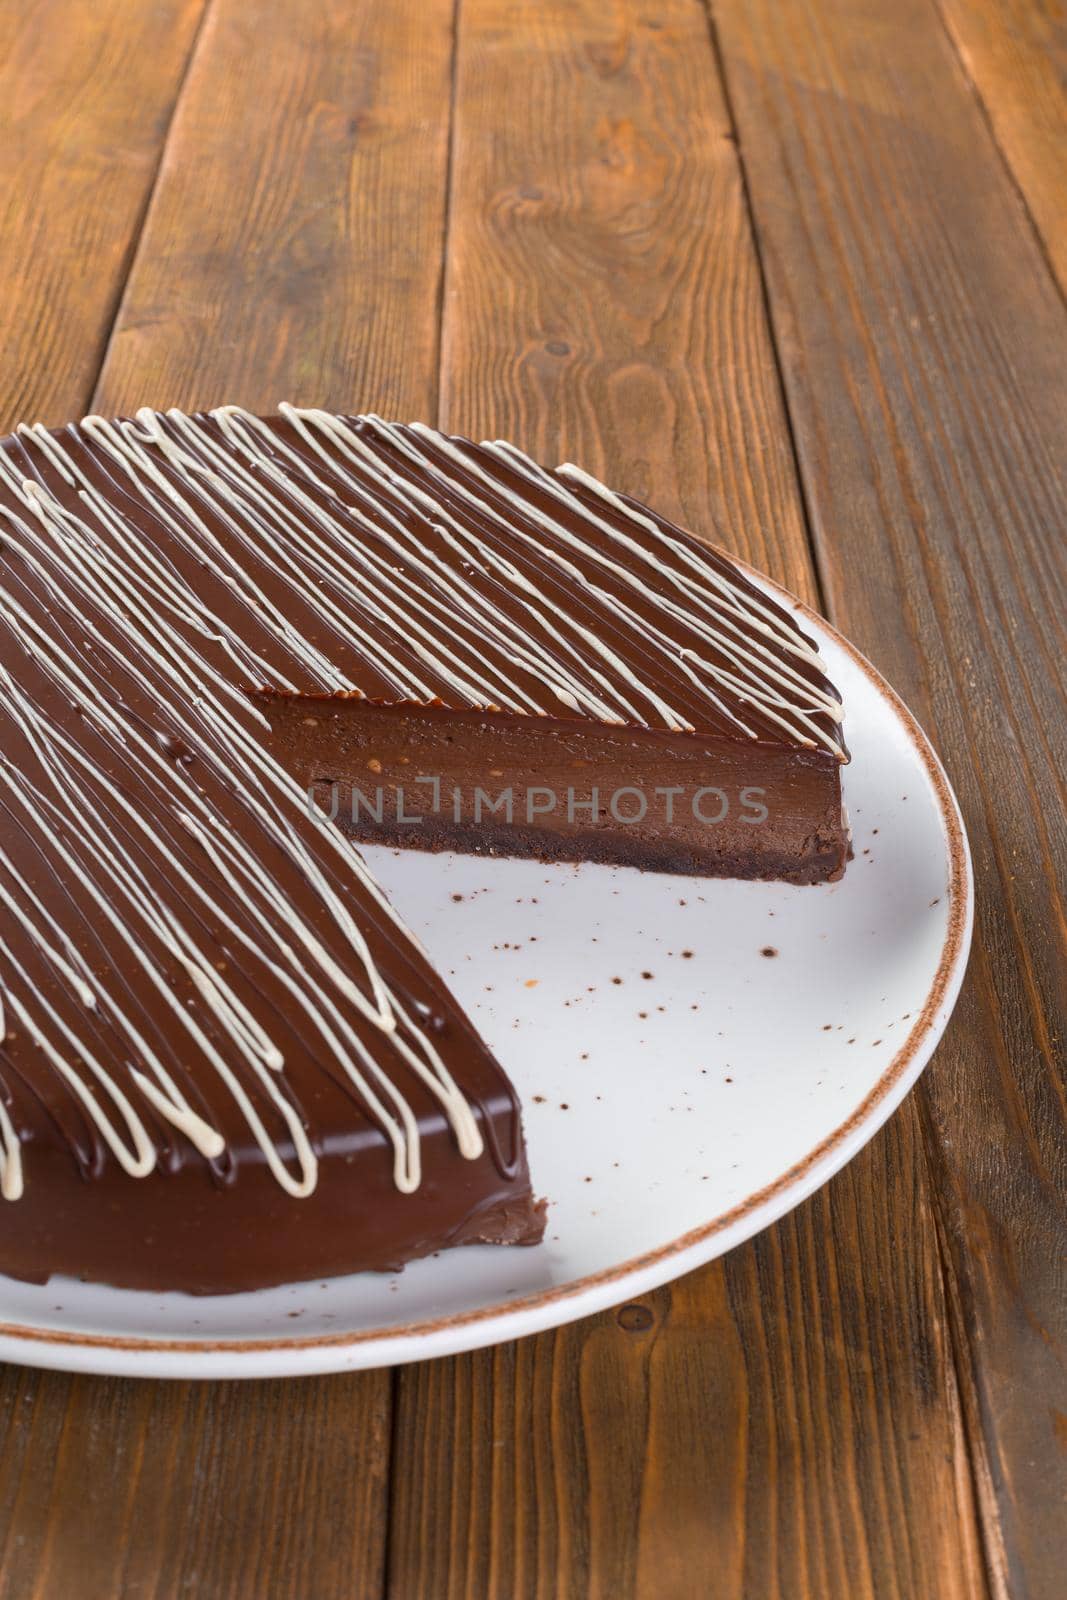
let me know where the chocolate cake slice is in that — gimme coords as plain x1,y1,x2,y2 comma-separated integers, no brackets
0,408,846,1295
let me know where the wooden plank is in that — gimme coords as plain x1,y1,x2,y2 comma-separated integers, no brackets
1,1,457,1596
0,0,207,434
389,1135,986,1599
710,2,1067,1596
94,0,454,419
387,4,988,1595
936,0,1067,296
0,1369,391,1600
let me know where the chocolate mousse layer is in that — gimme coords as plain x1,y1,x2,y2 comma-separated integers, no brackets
266,697,848,884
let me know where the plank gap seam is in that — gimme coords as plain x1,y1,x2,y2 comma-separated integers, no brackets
379,1364,402,1600
86,0,219,416
917,1090,1014,1600
927,0,1067,312
700,0,833,617
433,0,464,430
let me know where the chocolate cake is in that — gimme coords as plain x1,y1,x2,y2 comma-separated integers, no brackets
0,408,847,1294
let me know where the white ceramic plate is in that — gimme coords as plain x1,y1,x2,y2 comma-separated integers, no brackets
0,575,971,1378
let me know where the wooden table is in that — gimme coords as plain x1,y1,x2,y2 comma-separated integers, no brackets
0,2,1063,1595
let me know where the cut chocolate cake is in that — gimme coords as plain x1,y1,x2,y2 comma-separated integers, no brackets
0,408,847,1294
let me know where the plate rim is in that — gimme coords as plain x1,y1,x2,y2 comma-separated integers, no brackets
0,563,973,1373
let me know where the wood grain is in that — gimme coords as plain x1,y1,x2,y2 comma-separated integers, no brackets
1,1,458,1596
711,2,1067,1595
387,4,989,1595
936,0,1067,296
94,0,455,420
389,1129,987,1599
0,1369,391,1600
438,0,815,601
0,0,207,434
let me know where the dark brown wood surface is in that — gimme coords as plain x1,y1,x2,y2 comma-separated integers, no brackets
93,0,456,421
0,0,1063,1595
936,0,1067,295
0,0,207,432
